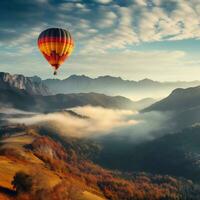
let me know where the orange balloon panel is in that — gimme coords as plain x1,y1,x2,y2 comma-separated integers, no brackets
38,28,74,72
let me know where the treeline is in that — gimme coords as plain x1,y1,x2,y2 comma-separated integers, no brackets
24,135,200,200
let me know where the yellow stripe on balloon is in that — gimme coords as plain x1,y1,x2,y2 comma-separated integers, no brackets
39,43,72,55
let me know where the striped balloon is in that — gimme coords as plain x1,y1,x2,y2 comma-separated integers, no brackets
38,28,74,75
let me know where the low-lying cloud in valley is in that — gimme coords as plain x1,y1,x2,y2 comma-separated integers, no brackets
0,107,37,115
7,106,137,137
4,106,173,142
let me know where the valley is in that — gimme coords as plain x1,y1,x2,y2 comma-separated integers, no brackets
1,72,200,199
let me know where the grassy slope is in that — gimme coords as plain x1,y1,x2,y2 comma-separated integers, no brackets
0,134,61,190
82,191,105,200
0,132,106,200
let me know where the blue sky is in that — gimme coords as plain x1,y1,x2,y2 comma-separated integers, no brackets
1,0,200,81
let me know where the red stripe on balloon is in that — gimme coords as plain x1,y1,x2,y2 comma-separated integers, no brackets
59,54,68,62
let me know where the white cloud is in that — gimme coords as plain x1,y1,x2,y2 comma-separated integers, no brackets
80,6,139,54
2,0,200,81
0,108,37,115
134,0,147,6
137,0,200,42
5,106,173,143
70,0,200,54
76,3,85,8
96,11,117,28
8,106,137,137
3,0,200,54
94,0,112,4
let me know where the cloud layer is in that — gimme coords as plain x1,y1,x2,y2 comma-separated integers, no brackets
7,106,137,137
5,106,172,143
1,0,200,53
1,0,200,80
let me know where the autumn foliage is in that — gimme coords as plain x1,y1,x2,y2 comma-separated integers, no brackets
1,125,200,200
22,136,200,200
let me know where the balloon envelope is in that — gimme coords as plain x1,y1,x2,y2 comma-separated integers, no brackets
38,28,74,74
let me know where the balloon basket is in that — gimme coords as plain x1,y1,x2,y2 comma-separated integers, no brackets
53,70,57,75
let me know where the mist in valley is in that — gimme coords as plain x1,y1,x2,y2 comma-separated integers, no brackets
3,106,174,144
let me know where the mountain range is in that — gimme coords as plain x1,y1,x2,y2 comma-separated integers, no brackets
0,72,157,111
0,88,136,112
2,71,200,103
43,74,200,99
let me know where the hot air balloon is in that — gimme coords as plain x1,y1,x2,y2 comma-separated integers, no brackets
38,28,74,75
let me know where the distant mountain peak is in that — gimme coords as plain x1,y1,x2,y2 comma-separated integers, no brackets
67,74,91,80
97,75,123,80
43,74,200,100
138,78,157,83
